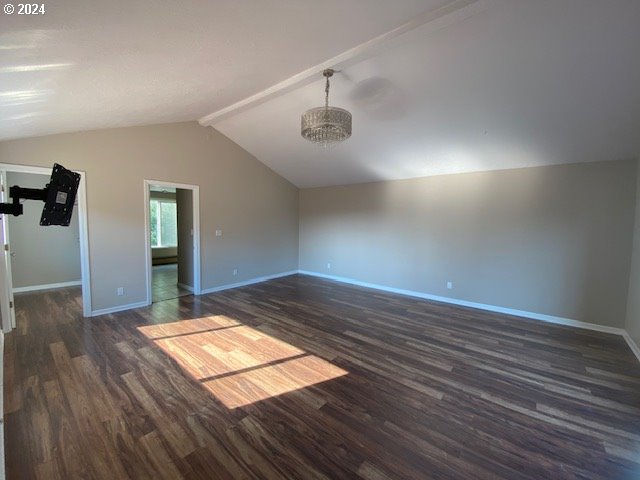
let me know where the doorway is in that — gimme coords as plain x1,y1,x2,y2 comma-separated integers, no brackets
0,163,91,332
144,180,200,304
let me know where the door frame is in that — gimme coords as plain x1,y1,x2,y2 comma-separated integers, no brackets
0,162,92,325
143,179,201,305
0,171,16,331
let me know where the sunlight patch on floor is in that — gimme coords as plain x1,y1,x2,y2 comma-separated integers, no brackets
138,315,347,408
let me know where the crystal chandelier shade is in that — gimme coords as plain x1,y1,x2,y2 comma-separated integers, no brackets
301,69,352,146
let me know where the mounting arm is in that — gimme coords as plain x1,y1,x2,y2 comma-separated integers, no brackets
0,186,49,217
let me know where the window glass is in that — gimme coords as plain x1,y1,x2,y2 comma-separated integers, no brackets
160,202,177,246
150,200,159,246
149,199,177,247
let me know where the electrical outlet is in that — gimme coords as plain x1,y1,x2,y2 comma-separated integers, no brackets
117,287,124,296
446,281,453,289
327,262,331,270
233,269,238,276
215,229,223,237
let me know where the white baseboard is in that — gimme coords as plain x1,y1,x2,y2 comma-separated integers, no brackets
177,283,194,292
81,268,640,366
91,300,149,317
13,280,82,294
622,332,640,364
200,270,298,295
89,271,297,317
297,270,627,337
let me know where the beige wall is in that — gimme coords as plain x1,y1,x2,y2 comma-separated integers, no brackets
2,121,637,333
0,122,299,312
299,160,638,328
7,172,81,289
626,161,640,344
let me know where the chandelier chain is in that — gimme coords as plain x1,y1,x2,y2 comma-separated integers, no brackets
325,75,330,109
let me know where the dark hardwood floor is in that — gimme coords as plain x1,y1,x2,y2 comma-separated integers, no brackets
4,274,640,479
152,264,191,303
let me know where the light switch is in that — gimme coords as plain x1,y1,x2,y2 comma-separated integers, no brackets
215,229,222,237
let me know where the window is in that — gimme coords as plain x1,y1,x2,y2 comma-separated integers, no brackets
150,199,177,247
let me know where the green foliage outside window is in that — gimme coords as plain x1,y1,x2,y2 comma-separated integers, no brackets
150,199,177,247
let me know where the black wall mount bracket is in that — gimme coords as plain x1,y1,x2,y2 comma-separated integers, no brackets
0,186,48,216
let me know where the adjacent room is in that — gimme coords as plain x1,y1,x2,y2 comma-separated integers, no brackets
147,184,197,303
1,1,639,479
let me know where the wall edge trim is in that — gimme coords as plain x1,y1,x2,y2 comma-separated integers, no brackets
200,270,298,295
177,283,194,292
84,269,640,366
622,332,640,364
13,280,82,294
90,301,149,317
297,270,628,336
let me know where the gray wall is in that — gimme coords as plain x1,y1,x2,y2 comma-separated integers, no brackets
626,161,640,344
0,122,299,312
7,172,81,289
176,188,194,288
299,160,638,328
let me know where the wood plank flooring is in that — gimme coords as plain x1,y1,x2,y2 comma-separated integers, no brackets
153,264,190,303
4,274,640,479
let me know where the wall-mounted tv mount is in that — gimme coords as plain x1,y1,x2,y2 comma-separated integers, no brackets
0,163,81,226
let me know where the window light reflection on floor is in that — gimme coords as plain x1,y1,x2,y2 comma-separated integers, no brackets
137,315,347,408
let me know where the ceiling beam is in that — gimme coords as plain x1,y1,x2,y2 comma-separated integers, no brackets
198,0,497,127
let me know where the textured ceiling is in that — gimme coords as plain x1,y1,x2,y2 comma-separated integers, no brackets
214,0,640,187
0,0,442,140
2,1,640,188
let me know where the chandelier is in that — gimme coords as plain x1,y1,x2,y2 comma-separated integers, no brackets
301,69,352,146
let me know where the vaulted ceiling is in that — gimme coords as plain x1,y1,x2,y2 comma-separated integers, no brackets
0,0,442,140
2,1,640,187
